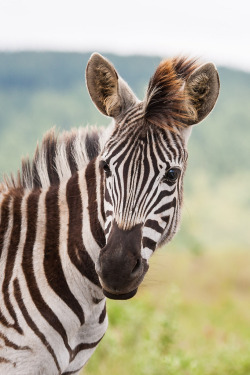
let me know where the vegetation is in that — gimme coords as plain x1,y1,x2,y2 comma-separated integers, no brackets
83,248,250,375
0,52,249,374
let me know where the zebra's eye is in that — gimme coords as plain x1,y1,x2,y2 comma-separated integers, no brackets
164,168,181,183
100,160,111,176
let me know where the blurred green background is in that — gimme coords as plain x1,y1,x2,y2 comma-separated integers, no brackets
0,52,249,374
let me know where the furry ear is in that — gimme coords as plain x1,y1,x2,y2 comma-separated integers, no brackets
86,53,138,118
185,63,220,125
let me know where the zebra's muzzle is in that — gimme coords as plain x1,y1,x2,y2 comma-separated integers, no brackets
102,288,138,300
96,221,148,298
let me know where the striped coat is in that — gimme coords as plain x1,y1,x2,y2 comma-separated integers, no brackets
0,53,219,374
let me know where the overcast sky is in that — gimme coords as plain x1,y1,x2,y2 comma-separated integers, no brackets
0,0,249,71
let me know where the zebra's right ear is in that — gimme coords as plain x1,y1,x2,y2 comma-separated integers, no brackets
86,53,138,118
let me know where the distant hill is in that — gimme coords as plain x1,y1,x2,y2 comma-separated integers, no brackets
0,52,249,250
0,52,249,177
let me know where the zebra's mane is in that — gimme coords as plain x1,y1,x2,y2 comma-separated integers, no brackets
145,56,199,129
1,125,110,192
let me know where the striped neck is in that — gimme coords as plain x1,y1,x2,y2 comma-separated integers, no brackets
62,157,106,289
0,156,107,307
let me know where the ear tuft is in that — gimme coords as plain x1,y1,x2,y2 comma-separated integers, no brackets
144,57,198,130
144,57,220,130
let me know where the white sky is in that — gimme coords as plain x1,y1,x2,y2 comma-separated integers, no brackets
0,0,250,71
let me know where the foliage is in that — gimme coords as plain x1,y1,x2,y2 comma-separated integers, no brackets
83,249,250,375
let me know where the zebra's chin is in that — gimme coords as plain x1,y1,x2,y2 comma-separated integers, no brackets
102,288,138,300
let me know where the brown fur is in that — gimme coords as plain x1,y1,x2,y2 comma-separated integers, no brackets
145,57,199,130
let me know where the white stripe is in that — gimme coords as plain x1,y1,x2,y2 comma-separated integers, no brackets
143,226,160,242
78,169,101,265
55,141,72,183
72,128,89,170
0,197,15,324
32,189,70,369
35,147,51,189
141,247,153,260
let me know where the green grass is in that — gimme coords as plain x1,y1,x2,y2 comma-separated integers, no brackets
83,249,250,375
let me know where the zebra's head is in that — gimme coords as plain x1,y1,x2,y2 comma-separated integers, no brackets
86,53,219,300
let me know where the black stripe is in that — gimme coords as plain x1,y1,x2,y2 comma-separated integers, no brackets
154,198,176,215
22,191,71,354
164,132,177,159
0,197,13,329
0,356,15,367
144,219,163,234
85,160,106,248
92,297,104,304
133,143,150,209
99,304,106,324
66,173,101,286
106,134,134,164
122,147,136,204
105,221,111,235
45,135,60,186
148,129,160,175
161,215,170,224
153,133,169,164
100,167,106,222
71,336,103,362
44,186,85,325
157,128,172,161
3,195,23,334
0,331,31,351
66,135,78,175
105,210,113,217
85,131,100,160
104,189,112,205
171,132,184,163
32,154,42,188
13,278,61,373
0,196,10,258
144,189,176,218
142,237,157,251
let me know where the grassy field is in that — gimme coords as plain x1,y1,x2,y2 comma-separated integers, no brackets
82,248,250,375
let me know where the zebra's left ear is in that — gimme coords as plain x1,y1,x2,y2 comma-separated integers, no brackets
86,53,138,118
185,63,220,126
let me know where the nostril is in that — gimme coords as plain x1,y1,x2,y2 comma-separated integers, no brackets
131,258,142,275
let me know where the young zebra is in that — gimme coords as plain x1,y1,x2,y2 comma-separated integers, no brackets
0,53,219,374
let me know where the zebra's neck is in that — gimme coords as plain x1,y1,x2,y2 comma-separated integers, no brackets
55,157,106,300
0,157,106,314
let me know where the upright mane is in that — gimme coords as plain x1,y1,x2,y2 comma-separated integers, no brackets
1,126,108,192
144,57,199,129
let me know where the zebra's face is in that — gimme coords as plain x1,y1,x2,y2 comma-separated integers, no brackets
86,53,219,300
96,121,187,299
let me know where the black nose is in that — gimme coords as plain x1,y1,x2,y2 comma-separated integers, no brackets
97,222,145,292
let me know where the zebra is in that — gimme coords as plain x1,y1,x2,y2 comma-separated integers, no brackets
0,53,219,374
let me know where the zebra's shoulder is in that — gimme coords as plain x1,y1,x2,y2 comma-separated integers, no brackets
2,125,111,192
